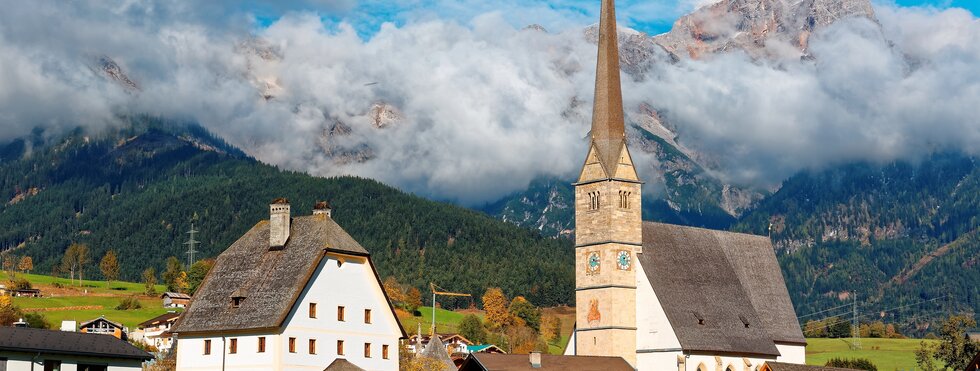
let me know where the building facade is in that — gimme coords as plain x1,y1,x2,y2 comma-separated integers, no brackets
136,311,180,352
79,316,126,340
173,200,405,371
0,327,152,371
565,0,807,369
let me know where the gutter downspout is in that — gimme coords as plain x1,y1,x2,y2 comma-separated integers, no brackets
31,352,40,371
222,336,227,371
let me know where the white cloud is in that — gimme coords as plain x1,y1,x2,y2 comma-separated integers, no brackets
0,1,976,204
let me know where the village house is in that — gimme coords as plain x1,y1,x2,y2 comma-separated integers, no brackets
0,327,152,371
562,0,807,370
458,352,633,371
136,311,180,352
172,199,406,371
79,315,127,340
161,292,191,308
11,288,41,298
406,333,473,355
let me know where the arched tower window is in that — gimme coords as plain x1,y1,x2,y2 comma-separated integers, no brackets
696,363,708,371
588,191,601,211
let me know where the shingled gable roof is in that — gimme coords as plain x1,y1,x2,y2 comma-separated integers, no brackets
173,214,386,334
323,358,366,371
460,353,633,371
0,327,152,360
639,222,794,357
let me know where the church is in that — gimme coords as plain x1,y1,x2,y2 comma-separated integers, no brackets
563,1,807,370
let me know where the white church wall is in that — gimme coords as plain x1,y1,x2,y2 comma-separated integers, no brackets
635,260,682,352
774,343,806,364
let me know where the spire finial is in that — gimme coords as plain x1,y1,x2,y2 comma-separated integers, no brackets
590,0,626,176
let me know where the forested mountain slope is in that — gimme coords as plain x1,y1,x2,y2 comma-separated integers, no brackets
734,153,980,332
0,118,573,307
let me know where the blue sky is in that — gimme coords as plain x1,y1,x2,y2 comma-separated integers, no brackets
252,0,978,38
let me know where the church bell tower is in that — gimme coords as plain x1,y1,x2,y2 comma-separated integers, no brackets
574,0,642,366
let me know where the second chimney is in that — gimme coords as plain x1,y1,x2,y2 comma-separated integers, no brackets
529,351,542,368
270,198,290,247
313,201,331,218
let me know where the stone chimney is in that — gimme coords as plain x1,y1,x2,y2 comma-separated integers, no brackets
529,351,542,368
313,200,331,218
270,198,290,247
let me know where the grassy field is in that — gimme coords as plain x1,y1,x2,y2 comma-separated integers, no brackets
806,337,941,371
1,271,167,295
3,271,177,330
398,306,480,335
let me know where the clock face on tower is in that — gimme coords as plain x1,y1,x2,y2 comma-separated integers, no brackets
587,251,601,274
617,250,631,270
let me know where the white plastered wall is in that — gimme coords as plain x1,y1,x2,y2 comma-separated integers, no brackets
775,343,806,364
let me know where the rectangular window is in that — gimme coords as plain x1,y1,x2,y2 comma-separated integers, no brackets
382,344,389,359
364,309,372,324
309,303,317,318
43,360,61,371
289,337,296,353
338,306,345,321
364,343,371,358
309,339,317,354
258,337,266,353
229,338,237,354
204,339,212,355
337,340,344,355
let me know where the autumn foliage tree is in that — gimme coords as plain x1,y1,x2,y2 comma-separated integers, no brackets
483,288,509,330
162,256,184,292
99,250,120,287
541,315,562,343
187,259,215,294
508,296,541,331
17,256,32,274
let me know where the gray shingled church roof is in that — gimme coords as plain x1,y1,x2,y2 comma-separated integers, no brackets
173,214,374,334
639,222,805,357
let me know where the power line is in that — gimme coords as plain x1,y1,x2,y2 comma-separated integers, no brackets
799,301,856,319
815,295,949,329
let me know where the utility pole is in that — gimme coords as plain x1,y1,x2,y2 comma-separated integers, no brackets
184,223,199,268
429,282,471,336
850,292,860,350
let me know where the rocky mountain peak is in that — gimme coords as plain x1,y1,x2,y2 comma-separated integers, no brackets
653,0,877,59
94,56,139,93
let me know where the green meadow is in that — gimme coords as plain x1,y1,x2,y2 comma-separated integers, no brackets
806,337,942,371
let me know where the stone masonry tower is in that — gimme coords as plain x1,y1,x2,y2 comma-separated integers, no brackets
574,0,642,366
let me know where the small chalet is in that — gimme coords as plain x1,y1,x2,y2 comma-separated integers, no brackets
458,352,632,371
0,327,152,371
173,199,406,371
136,311,181,352
161,292,192,308
79,316,126,340
408,333,473,355
12,288,41,297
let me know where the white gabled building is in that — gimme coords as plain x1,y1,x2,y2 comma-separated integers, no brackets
173,200,406,371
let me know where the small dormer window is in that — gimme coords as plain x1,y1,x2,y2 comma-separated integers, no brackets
739,315,750,328
693,311,704,325
232,297,245,308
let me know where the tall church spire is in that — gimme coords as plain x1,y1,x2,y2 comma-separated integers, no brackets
590,0,626,176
